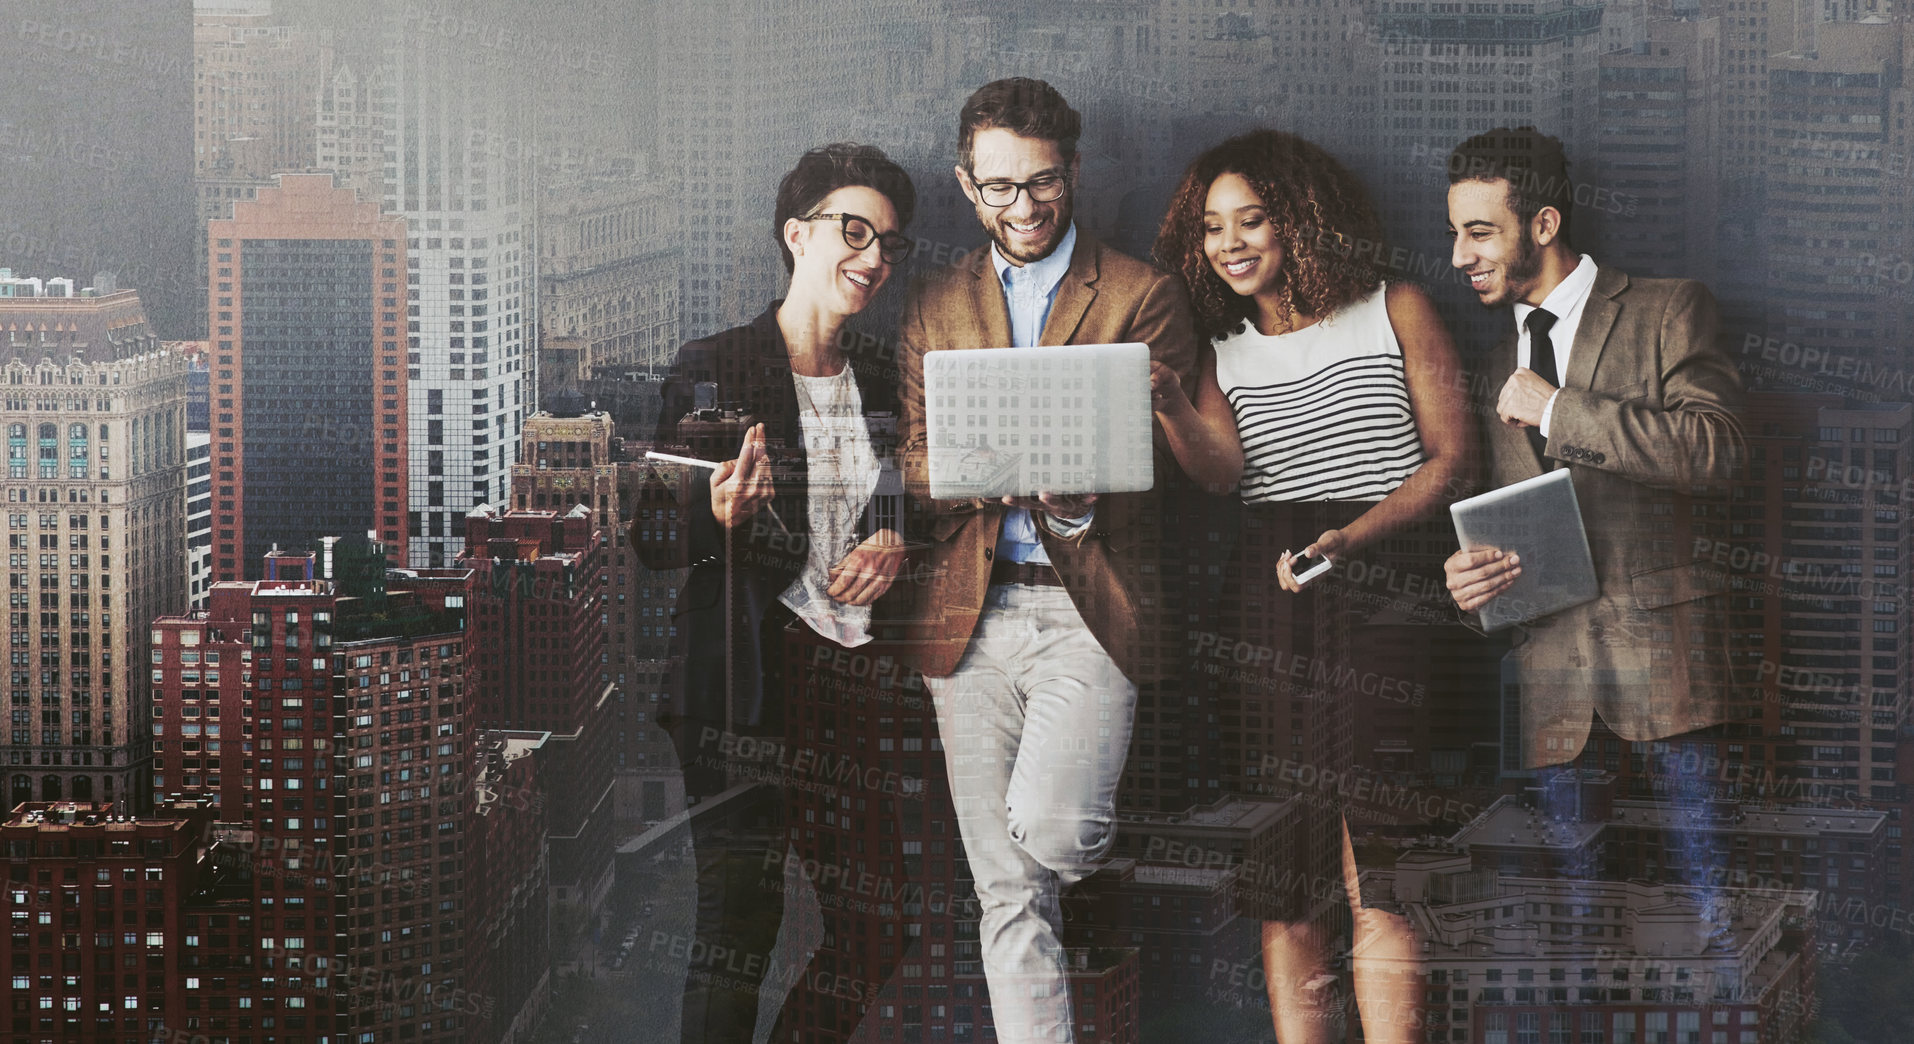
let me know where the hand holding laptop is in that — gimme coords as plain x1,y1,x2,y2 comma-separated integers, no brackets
998,492,1097,521
923,342,1155,500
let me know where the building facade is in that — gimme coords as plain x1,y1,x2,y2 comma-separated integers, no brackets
206,173,409,581
0,280,187,815
537,177,681,380
0,799,237,1043
314,63,390,208
151,543,480,1044
457,506,616,931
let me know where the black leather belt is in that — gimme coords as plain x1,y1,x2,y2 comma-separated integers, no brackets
989,559,1064,587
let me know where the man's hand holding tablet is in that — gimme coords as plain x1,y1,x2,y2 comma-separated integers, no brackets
1444,546,1522,612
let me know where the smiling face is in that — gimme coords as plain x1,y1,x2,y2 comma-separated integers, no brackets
1447,177,1547,308
957,127,1077,266
1202,172,1287,302
783,185,899,317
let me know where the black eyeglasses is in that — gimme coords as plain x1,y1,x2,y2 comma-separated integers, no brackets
803,212,912,265
967,171,1068,208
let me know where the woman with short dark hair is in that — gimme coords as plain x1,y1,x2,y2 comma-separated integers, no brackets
634,141,916,1043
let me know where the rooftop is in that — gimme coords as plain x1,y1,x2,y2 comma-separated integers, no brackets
1117,796,1292,830
1611,800,1885,837
1450,796,1604,851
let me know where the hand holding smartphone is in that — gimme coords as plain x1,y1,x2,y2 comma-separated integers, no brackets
1285,548,1335,588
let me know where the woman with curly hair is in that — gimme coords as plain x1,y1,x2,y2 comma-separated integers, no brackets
1151,129,1474,1043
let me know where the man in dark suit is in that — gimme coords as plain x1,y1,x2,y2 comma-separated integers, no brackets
893,78,1197,1043
1441,127,1746,778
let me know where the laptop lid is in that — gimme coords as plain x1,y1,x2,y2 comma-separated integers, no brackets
923,342,1155,500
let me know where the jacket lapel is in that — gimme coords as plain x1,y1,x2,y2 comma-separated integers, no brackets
744,303,809,538
1039,234,1099,346
750,308,802,447
969,250,1015,350
1563,266,1627,395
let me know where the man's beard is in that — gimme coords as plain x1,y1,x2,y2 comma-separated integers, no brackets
985,199,1074,265
1493,226,1545,307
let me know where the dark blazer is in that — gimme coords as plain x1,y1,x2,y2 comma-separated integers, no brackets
633,302,901,734
892,232,1200,684
1476,266,1746,767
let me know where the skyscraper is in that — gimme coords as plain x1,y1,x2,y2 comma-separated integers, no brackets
0,277,187,814
314,61,391,206
191,0,335,335
537,175,682,380
192,0,329,181
651,0,916,335
1763,20,1911,372
206,172,409,580
386,5,536,569
1593,16,1724,286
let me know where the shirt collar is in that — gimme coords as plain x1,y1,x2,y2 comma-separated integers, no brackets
991,222,1077,295
1515,253,1598,329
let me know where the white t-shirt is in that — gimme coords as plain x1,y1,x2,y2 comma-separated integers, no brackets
779,365,881,646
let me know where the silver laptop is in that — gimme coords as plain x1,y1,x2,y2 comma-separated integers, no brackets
1450,469,1599,632
923,343,1155,500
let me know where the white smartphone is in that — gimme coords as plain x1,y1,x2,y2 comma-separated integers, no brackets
1288,549,1334,587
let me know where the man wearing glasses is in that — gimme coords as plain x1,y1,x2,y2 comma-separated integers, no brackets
894,77,1198,1043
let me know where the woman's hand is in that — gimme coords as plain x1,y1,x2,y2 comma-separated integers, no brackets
1152,350,1244,493
710,424,776,530
827,528,907,606
1277,528,1346,593
1150,360,1193,419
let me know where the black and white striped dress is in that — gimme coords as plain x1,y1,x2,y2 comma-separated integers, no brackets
1213,285,1425,503
1212,284,1426,920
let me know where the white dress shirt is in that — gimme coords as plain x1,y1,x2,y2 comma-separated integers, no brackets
987,223,1092,564
1514,253,1599,438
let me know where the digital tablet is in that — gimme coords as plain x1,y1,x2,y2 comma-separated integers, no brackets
1450,469,1599,632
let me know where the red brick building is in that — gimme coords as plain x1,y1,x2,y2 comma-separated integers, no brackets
150,541,481,1044
2,799,226,1042
458,507,615,934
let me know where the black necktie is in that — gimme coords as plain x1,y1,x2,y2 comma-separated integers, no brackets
1525,307,1559,461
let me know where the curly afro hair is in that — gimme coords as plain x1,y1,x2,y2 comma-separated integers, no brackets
1155,129,1387,340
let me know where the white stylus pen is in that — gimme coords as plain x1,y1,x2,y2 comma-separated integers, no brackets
645,450,790,533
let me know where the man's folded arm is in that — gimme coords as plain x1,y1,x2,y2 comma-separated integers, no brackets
1542,280,1746,491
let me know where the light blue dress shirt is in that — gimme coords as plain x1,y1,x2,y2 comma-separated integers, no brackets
988,223,1091,566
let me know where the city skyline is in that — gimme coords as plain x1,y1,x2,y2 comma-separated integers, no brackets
3,0,1914,1042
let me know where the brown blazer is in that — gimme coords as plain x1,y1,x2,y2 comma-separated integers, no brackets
1476,266,1746,767
890,232,1199,683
